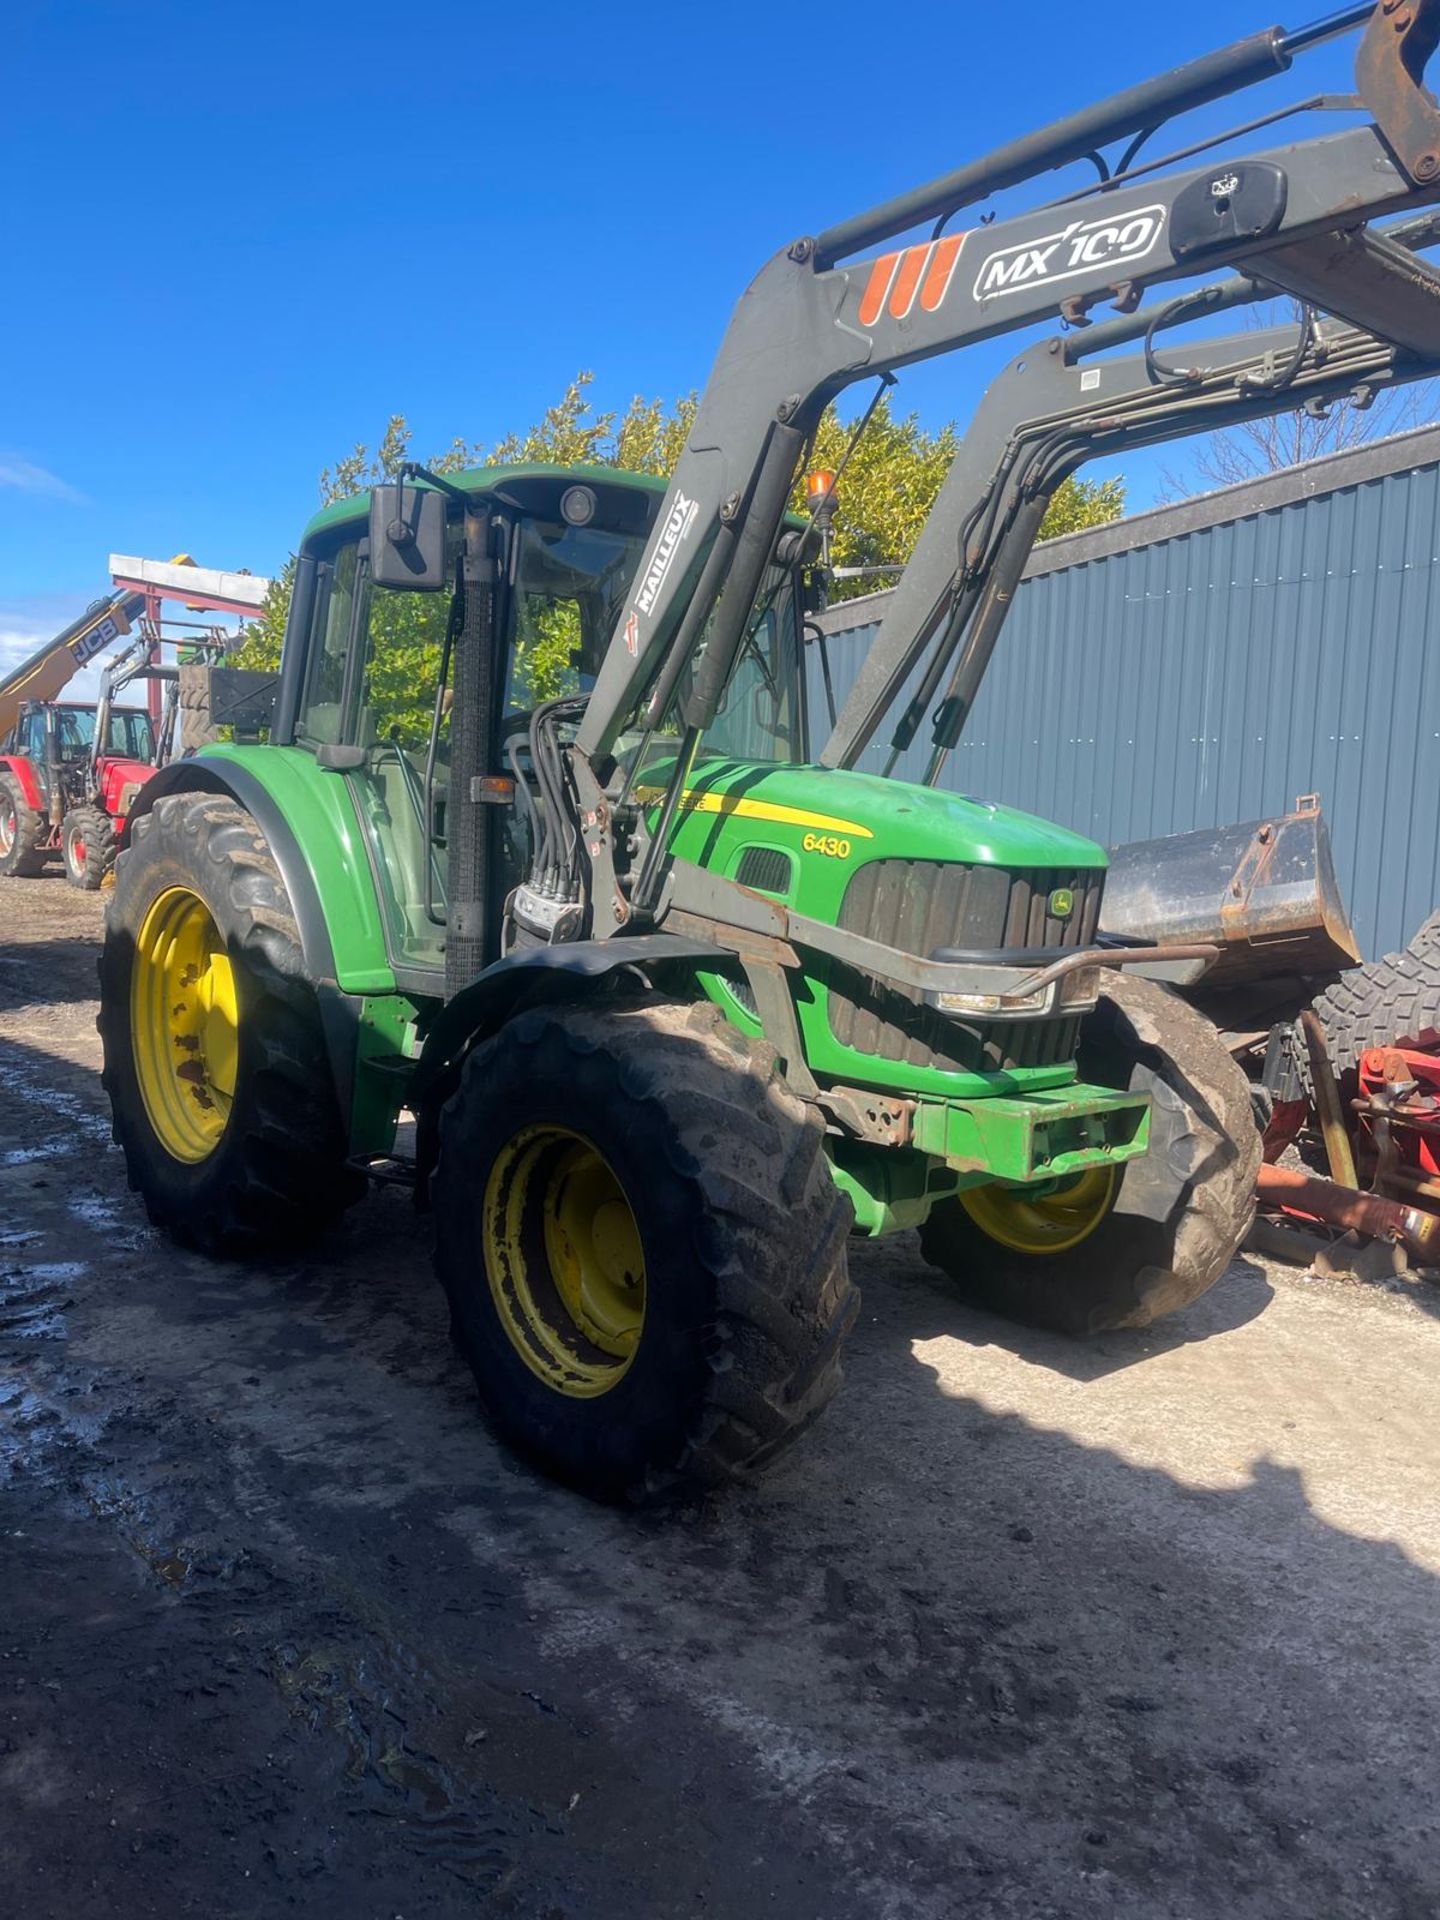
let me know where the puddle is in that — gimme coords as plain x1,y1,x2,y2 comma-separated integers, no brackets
0,1262,83,1339
1,1137,76,1167
0,1383,57,1472
270,1640,524,1881
81,1476,198,1589
0,1372,105,1480
67,1194,122,1233
0,1062,110,1145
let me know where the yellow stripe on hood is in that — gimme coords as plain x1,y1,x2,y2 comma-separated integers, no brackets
635,787,874,840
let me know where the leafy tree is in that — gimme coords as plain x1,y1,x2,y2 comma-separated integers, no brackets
234,371,1124,741
1034,471,1126,537
801,400,1122,595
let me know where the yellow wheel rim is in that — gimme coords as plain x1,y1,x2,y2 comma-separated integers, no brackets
130,886,238,1164
483,1125,646,1399
960,1166,1117,1256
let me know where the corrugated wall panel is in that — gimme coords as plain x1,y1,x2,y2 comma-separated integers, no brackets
812,460,1440,958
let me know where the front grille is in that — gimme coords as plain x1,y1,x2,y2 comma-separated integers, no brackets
826,859,1103,1075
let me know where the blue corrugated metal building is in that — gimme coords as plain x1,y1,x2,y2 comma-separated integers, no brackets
813,423,1440,960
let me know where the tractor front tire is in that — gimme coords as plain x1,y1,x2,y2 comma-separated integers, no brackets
62,806,115,890
99,792,364,1253
920,973,1260,1337
432,997,858,1503
0,771,48,877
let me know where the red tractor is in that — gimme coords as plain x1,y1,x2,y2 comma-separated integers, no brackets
0,558,271,888
0,684,168,889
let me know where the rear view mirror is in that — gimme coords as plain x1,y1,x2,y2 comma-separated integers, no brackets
370,482,447,591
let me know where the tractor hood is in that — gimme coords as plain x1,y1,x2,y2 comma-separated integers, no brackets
99,758,159,818
655,757,1108,873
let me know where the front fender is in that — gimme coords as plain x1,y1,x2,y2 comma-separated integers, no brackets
0,756,43,812
124,758,341,983
414,936,733,1094
410,935,734,1186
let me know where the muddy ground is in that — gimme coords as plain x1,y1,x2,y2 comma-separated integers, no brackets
1,872,1438,1920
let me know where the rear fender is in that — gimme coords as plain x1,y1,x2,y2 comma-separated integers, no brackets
0,755,43,811
410,936,734,1189
121,757,377,1149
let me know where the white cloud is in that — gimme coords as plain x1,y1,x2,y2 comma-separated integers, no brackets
0,609,107,700
0,455,86,505
0,622,49,676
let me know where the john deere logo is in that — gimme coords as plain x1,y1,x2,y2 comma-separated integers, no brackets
1048,887,1075,919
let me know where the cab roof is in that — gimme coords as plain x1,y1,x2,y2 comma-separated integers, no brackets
299,463,670,547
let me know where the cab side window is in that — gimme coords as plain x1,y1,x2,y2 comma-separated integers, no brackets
291,525,458,977
296,541,363,746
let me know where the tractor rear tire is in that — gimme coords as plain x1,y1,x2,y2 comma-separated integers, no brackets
99,792,364,1253
0,771,48,877
919,973,1260,1337
432,996,858,1503
61,806,115,890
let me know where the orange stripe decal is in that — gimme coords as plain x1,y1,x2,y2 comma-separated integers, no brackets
888,243,932,319
858,252,901,328
919,232,967,312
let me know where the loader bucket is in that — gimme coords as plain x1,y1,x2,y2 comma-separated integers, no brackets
1100,800,1360,986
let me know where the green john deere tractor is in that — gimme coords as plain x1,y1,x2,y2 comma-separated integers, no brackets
98,0,1440,1500
98,462,1255,1500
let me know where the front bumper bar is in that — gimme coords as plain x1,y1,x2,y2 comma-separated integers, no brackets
912,1080,1151,1183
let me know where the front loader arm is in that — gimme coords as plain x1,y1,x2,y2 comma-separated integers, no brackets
577,2,1440,767
823,271,1440,773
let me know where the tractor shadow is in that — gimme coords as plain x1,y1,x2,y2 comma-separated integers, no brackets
0,934,103,1009
869,1232,1276,1382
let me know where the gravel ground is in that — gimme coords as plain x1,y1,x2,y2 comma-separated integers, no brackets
2,872,1438,1920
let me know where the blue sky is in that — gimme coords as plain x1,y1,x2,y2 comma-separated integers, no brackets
0,0,1396,673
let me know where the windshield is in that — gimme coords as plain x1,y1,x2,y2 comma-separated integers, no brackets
105,710,155,760
54,709,95,760
503,517,648,717
676,560,806,765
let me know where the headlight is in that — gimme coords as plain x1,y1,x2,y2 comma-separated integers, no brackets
933,984,1052,1018
1058,965,1102,1010
930,964,1104,1022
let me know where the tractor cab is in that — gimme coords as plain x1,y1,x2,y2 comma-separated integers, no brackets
3,699,155,777
269,464,811,991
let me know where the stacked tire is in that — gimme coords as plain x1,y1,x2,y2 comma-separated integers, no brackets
1298,911,1440,1093
178,663,220,753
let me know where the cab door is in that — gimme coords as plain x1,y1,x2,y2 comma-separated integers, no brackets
293,533,454,987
